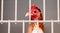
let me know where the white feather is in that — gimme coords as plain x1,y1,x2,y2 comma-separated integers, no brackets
32,23,44,33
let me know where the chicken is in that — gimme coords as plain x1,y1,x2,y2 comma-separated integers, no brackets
25,4,44,33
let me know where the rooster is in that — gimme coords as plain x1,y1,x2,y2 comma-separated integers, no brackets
25,4,44,33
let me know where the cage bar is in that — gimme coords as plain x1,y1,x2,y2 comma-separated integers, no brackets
0,20,60,22
15,0,17,21
8,20,10,33
23,20,25,33
1,0,3,21
57,0,59,21
51,21,54,33
43,0,45,21
29,0,31,20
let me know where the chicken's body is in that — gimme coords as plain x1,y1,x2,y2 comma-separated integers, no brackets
27,22,44,33
25,4,44,33
32,23,44,33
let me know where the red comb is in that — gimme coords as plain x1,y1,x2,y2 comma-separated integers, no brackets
31,4,36,11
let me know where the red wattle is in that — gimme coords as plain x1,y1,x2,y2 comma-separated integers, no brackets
31,15,37,20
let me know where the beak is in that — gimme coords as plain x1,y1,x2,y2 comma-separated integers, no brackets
25,12,29,17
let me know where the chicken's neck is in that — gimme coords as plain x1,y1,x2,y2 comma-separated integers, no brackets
32,22,44,33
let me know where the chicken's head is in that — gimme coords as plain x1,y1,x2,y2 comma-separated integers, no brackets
25,4,43,20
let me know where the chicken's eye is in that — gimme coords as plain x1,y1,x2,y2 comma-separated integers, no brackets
34,11,36,13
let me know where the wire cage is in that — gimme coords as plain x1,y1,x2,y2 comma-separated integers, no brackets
0,0,60,33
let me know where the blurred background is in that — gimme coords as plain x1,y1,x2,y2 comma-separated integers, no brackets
0,22,8,33
45,0,57,20
3,0,15,20
10,22,22,33
2,0,29,20
0,22,22,33
17,0,29,20
54,22,60,33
